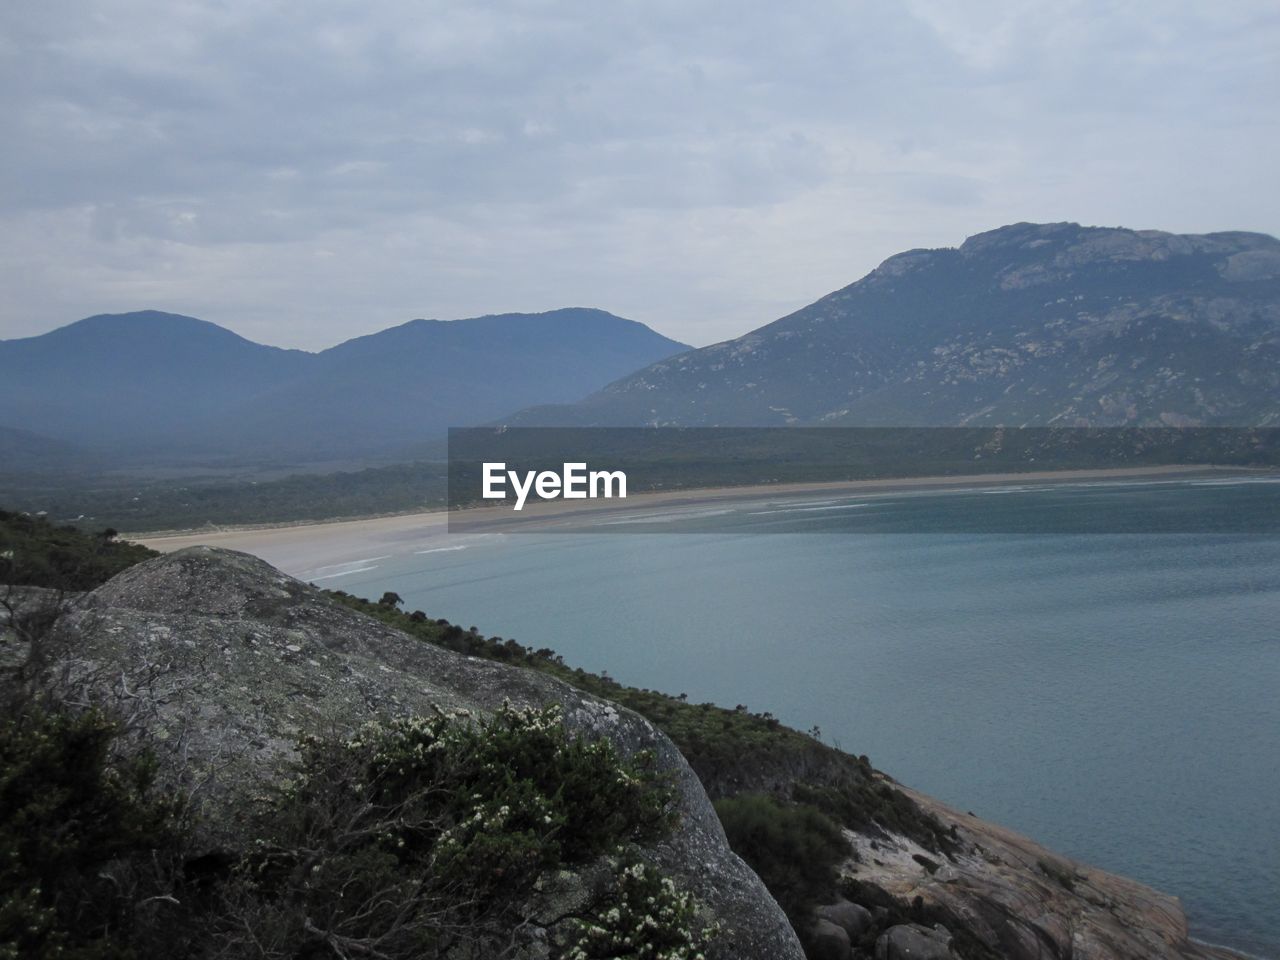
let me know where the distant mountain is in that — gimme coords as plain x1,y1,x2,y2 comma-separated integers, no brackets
508,223,1280,428
0,308,689,465
0,426,97,474
208,309,689,458
0,311,313,451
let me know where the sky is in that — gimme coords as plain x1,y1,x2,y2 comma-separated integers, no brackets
1,1,1277,351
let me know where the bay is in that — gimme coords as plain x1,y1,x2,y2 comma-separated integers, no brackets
321,479,1280,957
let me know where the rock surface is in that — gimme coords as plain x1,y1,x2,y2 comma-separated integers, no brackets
874,923,954,960
844,779,1243,960
39,546,803,960
815,898,875,941
809,917,852,960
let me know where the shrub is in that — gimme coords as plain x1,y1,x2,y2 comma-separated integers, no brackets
566,860,718,960
0,510,156,591
217,702,689,959
0,697,710,960
712,794,847,928
0,707,186,960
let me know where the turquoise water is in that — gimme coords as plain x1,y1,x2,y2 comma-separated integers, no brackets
325,480,1280,957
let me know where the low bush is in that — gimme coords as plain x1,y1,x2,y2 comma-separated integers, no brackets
0,707,187,960
712,794,847,931
215,702,704,959
0,697,714,960
567,860,718,960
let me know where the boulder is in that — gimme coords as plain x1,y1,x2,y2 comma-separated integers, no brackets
40,546,804,960
874,923,954,960
815,898,874,940
809,918,852,960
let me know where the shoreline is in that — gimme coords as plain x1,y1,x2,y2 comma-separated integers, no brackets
134,463,1255,575
132,464,1275,959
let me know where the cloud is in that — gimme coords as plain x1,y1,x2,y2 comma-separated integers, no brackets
1,1,1277,349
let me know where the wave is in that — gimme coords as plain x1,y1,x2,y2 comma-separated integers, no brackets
592,507,736,526
305,555,391,581
747,502,871,516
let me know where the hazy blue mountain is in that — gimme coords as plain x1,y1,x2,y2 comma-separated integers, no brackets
508,223,1280,428
0,311,313,452
0,426,98,474
0,308,688,465
209,309,689,458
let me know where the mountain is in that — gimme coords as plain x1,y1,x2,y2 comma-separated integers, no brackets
0,426,98,474
0,308,689,464
208,308,689,458
507,223,1280,428
0,311,313,451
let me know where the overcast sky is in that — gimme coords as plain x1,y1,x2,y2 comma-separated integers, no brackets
2,1,1277,350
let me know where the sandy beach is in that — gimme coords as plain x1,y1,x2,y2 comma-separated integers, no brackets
135,463,1244,578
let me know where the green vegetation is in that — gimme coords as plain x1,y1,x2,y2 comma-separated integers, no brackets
219,702,699,959
0,694,708,959
332,589,833,789
448,425,1280,513
0,509,156,590
0,520,712,957
0,706,186,959
714,795,847,932
0,461,450,534
5,426,1275,534
566,860,718,960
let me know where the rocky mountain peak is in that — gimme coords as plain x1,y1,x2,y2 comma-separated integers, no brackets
509,222,1280,429
958,220,1084,256
955,222,1280,287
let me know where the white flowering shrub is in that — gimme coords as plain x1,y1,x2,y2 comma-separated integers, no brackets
219,702,682,959
566,860,718,960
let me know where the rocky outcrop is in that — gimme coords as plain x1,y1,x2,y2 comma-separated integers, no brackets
37,546,803,960
838,781,1242,960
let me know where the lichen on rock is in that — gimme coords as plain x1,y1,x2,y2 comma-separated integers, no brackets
40,545,804,960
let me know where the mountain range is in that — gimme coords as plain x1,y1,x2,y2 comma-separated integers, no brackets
0,308,689,466
4,222,1278,475
509,222,1280,428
